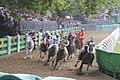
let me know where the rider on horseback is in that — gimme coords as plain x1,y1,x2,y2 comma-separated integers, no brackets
68,32,74,44
61,35,69,61
24,33,34,59
62,35,69,47
85,36,96,54
60,30,66,39
77,28,85,49
74,36,95,73
28,30,36,49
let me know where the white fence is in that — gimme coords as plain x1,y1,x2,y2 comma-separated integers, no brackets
97,27,120,52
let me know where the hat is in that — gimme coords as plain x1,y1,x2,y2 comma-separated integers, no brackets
91,36,95,39
81,28,85,31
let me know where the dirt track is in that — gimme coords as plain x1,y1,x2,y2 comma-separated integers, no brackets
0,31,114,80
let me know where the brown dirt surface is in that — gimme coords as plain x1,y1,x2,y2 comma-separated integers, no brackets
0,31,114,80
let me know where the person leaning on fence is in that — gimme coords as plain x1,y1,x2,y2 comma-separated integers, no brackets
77,28,85,49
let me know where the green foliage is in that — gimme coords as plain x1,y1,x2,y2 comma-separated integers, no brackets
0,0,120,18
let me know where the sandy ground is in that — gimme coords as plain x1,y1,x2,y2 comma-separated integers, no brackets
0,31,115,80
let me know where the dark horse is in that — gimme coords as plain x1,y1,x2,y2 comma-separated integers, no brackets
67,43,74,60
44,44,58,67
39,41,48,60
53,47,66,70
74,44,95,74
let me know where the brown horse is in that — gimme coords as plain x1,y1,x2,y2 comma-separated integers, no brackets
44,44,59,67
74,37,82,55
39,42,48,60
50,42,67,70
52,47,66,70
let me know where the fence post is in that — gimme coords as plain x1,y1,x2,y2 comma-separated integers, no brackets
25,34,28,49
17,35,20,52
38,32,42,46
6,36,11,54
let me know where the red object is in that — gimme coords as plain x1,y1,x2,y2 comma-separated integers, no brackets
77,31,85,48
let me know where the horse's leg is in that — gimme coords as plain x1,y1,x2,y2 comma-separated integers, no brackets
43,51,48,60
70,53,73,59
51,55,57,66
39,50,41,58
29,46,34,58
87,64,90,71
74,60,80,67
44,54,50,66
64,47,68,61
79,62,84,72
24,48,29,59
54,58,59,69
76,49,80,56
67,54,70,60
73,46,76,55
57,59,64,70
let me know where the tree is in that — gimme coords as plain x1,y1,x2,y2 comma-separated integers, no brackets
0,0,120,18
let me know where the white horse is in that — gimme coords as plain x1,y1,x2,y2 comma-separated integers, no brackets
24,35,34,59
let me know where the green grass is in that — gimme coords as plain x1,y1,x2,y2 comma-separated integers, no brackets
114,40,120,53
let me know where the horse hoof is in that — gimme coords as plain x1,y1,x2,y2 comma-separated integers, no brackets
74,65,77,67
76,71,84,75
41,57,44,59
24,57,30,59
84,73,88,76
58,67,63,70
63,59,67,62
44,63,48,66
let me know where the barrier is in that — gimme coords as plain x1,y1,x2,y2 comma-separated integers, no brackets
97,27,119,52
20,21,58,33
96,27,120,79
20,21,120,33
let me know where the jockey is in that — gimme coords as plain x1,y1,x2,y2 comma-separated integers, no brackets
29,30,36,49
68,32,74,44
62,35,69,55
48,38,59,53
86,36,95,46
60,30,66,39
77,28,85,49
24,34,34,59
85,36,95,53
55,32,61,44
63,35,69,47
43,32,50,45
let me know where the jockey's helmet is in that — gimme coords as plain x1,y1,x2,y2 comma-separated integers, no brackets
81,28,85,31
90,36,95,40
32,30,34,32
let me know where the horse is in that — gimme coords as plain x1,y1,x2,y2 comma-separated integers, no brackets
39,42,48,60
66,43,74,60
74,37,82,55
39,37,50,61
44,44,59,67
24,35,34,59
74,44,95,74
50,43,68,70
